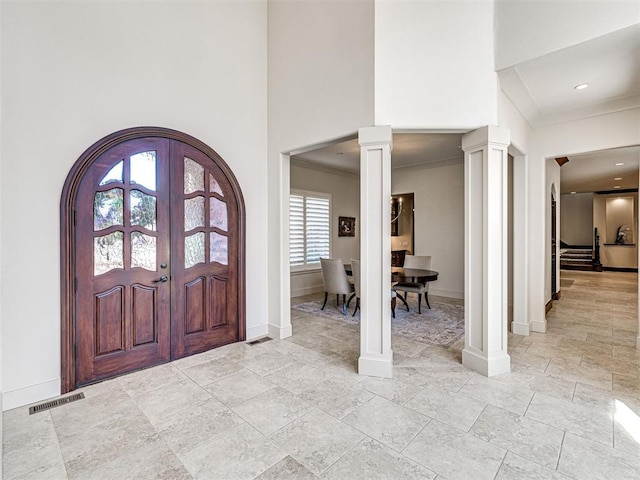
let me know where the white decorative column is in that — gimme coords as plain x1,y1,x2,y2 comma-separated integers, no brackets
358,126,393,378
462,126,511,376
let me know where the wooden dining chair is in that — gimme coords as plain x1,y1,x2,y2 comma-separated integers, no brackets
393,255,431,313
320,258,355,315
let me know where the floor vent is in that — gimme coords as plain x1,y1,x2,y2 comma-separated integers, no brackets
29,392,85,415
247,337,272,346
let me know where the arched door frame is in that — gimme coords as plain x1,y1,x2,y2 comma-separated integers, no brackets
60,126,246,393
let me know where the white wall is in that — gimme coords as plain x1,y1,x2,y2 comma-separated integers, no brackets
392,161,465,299
1,1,268,409
495,0,640,69
498,90,532,153
560,193,594,245
267,0,375,329
289,162,360,297
375,0,497,128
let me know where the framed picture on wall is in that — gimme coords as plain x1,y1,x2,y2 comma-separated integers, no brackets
339,216,356,237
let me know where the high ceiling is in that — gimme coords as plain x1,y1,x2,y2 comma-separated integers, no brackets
498,24,640,128
560,146,640,194
294,133,463,174
294,25,639,188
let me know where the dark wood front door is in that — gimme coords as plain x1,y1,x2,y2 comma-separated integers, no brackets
72,132,242,387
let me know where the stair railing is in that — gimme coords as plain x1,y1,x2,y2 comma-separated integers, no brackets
593,227,602,269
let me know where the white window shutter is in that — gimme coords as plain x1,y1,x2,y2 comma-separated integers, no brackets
289,190,331,267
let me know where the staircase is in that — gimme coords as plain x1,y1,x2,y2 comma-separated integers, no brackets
559,229,603,272
560,246,597,271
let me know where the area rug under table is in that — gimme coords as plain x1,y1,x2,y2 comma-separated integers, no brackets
292,297,465,348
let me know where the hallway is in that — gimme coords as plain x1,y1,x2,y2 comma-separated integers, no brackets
3,272,640,479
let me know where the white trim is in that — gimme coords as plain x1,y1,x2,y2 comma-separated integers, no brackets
290,266,321,276
291,284,324,298
278,153,292,341
358,352,393,378
530,319,547,333
512,322,531,336
268,323,292,340
290,157,359,179
461,348,511,377
429,287,464,300
246,324,269,342
4,378,60,411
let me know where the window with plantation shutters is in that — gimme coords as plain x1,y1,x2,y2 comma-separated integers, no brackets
290,189,331,268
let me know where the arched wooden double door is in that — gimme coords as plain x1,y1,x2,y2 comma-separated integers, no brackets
61,128,245,391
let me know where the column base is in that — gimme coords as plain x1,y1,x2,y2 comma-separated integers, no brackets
358,351,393,378
530,319,547,333
462,347,510,377
511,321,530,336
268,323,292,340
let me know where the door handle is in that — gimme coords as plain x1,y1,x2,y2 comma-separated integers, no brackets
153,275,168,283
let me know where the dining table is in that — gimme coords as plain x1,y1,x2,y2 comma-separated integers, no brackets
344,264,439,312
345,264,439,283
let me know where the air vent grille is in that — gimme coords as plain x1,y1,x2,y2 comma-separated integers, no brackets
247,337,272,346
29,392,85,415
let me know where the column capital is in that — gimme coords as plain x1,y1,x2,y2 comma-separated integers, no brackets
359,125,393,149
461,125,510,152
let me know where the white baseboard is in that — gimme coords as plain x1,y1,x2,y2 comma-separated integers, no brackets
291,285,324,298
268,323,292,340
462,347,511,377
4,378,60,411
246,324,269,341
358,352,393,378
531,319,547,333
511,321,530,336
429,288,464,300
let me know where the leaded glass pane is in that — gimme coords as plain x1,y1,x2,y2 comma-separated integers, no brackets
185,232,205,268
130,190,157,231
184,196,205,231
209,173,223,196
131,232,156,271
184,157,204,194
130,151,157,190
94,188,124,231
209,197,228,231
99,161,123,186
210,232,228,265
94,232,124,275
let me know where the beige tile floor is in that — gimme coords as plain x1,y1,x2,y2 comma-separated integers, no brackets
3,270,640,479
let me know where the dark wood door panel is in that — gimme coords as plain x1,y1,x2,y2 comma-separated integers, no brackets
75,137,171,386
131,284,159,347
169,140,239,359
94,286,125,356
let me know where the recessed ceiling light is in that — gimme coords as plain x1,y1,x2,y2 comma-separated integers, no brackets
574,83,589,90
615,162,624,166
570,191,577,194
614,177,622,180
614,186,621,189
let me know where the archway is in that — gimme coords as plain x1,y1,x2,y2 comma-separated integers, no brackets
60,127,245,392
